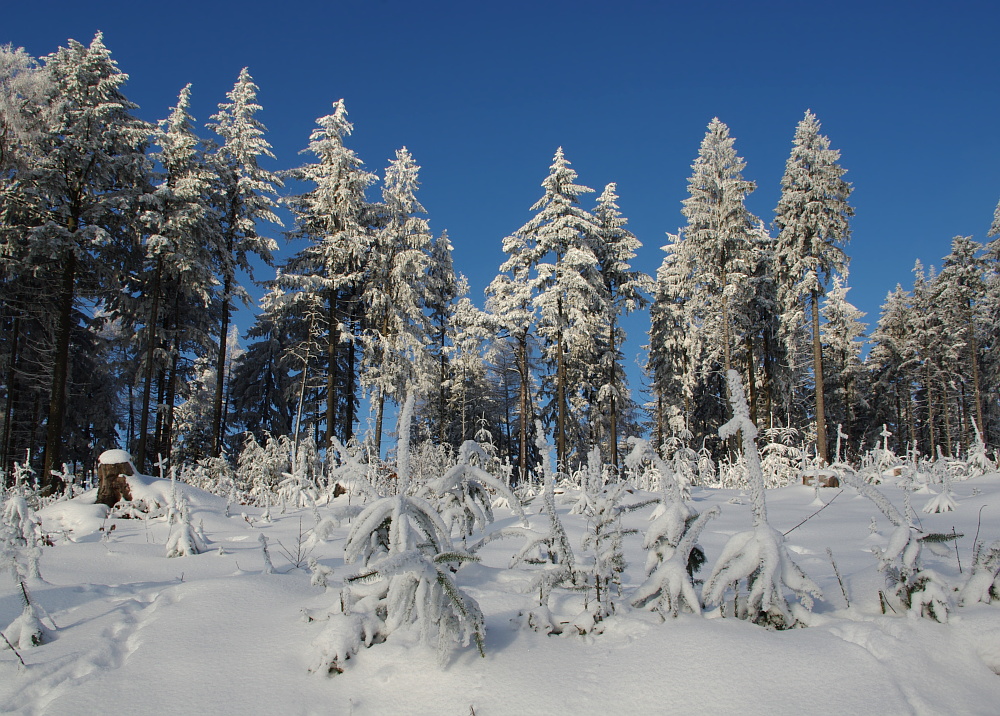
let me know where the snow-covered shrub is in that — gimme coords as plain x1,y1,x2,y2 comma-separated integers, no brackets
421,440,526,538
1,491,44,581
313,395,486,672
165,489,202,558
840,469,954,622
960,540,1000,605
759,426,804,488
701,371,822,629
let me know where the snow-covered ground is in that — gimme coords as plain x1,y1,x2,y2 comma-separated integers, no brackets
3,469,1000,715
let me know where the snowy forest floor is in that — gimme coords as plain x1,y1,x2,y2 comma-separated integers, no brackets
4,472,1000,715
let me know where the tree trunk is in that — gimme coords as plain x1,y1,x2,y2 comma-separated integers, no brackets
96,458,134,508
811,290,828,464
136,256,163,472
212,274,232,457
2,315,21,478
518,331,529,483
608,317,619,475
325,294,339,448
42,249,77,492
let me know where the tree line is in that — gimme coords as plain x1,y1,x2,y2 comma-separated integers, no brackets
1,35,998,491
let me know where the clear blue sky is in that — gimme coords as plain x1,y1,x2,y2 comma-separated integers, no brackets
7,0,1000,394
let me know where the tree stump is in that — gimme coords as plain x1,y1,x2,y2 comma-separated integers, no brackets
96,449,135,507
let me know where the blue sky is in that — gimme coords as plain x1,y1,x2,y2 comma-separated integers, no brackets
7,0,1000,396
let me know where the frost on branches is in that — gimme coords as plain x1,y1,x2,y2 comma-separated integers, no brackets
626,438,718,618
311,398,485,674
701,371,822,628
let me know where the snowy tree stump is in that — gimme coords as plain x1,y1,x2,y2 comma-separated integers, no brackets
96,449,135,507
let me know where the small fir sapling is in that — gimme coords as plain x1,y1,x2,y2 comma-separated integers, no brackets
575,478,644,630
701,371,823,628
626,438,719,617
312,393,486,673
1,493,51,647
966,420,996,477
259,533,275,574
922,457,957,514
165,490,203,558
960,540,1000,605
839,469,954,621
422,439,527,538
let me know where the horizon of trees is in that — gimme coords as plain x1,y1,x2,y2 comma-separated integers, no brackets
2,35,999,490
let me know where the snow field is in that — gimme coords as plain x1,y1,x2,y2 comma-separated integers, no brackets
2,473,1000,715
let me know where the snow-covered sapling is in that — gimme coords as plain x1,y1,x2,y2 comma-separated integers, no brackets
839,470,954,621
165,489,203,558
422,439,526,538
960,540,1000,605
312,394,486,673
702,371,822,628
627,438,719,618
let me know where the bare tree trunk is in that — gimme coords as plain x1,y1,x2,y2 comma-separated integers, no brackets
608,314,619,473
518,331,529,483
325,295,339,448
811,291,828,464
212,273,232,458
42,249,76,492
136,256,163,472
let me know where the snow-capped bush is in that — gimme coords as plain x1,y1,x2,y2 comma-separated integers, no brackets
840,469,954,622
701,371,822,628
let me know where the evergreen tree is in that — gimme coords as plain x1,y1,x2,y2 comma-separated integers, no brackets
361,147,433,456
27,34,151,488
128,85,217,471
278,100,376,448
206,68,282,457
819,276,867,453
774,110,853,464
523,148,601,470
590,183,650,469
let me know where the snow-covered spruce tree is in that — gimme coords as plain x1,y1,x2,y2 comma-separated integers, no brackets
511,148,602,470
934,235,987,456
486,232,538,483
682,119,759,442
589,183,651,471
702,370,822,628
908,260,946,457
838,469,954,621
312,395,485,673
29,35,152,488
361,148,433,456
647,231,699,453
819,276,868,453
277,100,377,448
227,288,297,443
206,68,282,457
774,110,853,464
984,219,1000,445
627,438,719,618
867,285,917,453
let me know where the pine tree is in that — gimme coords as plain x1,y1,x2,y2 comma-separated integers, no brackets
868,285,916,452
206,68,282,457
361,147,433,456
278,100,376,449
590,183,651,470
819,276,867,453
524,148,601,470
935,236,987,452
774,110,853,464
129,85,217,471
30,35,151,488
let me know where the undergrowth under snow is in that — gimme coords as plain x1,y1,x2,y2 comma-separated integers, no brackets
3,468,1000,715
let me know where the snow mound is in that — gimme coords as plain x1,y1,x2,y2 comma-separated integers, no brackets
98,449,134,465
